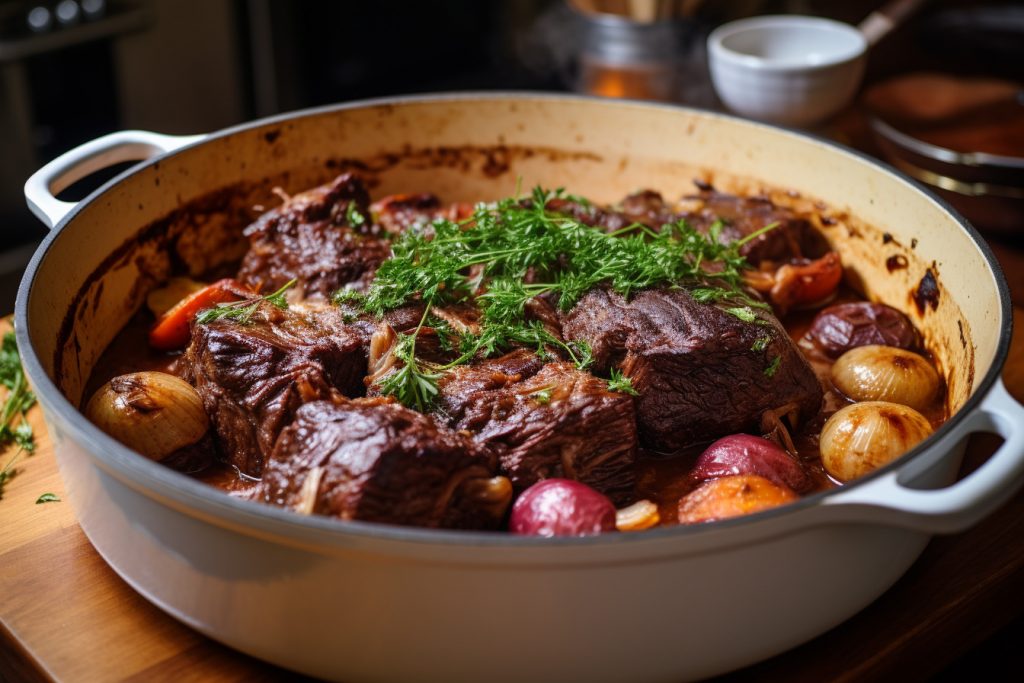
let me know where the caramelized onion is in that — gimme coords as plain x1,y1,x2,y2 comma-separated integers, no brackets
819,401,933,481
85,372,209,461
831,345,940,411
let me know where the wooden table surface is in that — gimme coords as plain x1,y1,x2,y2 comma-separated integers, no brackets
2,250,1023,683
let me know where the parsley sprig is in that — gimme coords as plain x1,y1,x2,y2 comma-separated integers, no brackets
0,331,37,500
195,279,297,326
339,187,774,410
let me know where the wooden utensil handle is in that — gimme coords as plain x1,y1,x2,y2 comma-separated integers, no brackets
859,0,928,46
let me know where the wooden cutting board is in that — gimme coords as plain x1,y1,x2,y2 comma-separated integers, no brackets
2,295,1023,682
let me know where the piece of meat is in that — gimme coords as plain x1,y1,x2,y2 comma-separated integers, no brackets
183,301,370,477
237,173,390,299
619,190,677,229
561,287,822,453
261,399,509,529
370,193,444,234
435,350,638,503
681,188,831,266
543,197,633,231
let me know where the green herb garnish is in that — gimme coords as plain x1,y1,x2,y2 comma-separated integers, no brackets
343,187,773,410
725,306,758,324
532,388,553,405
195,278,296,326
764,355,782,378
35,492,60,504
606,368,638,396
345,201,366,227
751,335,772,353
0,331,37,500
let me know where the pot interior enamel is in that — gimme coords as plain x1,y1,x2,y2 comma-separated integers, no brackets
25,96,996,416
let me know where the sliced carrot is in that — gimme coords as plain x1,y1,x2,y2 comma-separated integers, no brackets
148,279,248,351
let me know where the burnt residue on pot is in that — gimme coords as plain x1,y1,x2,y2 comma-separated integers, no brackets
264,129,282,144
913,267,941,314
324,144,603,181
55,183,262,390
886,255,909,272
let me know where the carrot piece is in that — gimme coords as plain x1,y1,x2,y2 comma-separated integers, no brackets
770,252,843,311
677,475,797,524
147,279,246,351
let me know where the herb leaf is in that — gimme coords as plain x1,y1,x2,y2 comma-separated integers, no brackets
607,368,638,396
764,355,782,378
0,331,36,501
725,306,758,324
348,187,771,410
195,279,296,326
35,492,60,504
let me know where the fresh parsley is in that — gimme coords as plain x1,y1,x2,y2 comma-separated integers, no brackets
195,279,296,326
0,331,37,500
35,492,60,504
345,201,366,227
532,388,553,405
764,355,782,378
606,368,638,396
341,187,774,410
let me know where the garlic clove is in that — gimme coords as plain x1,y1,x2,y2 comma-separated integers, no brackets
831,345,940,412
819,400,933,482
616,499,661,532
86,372,210,462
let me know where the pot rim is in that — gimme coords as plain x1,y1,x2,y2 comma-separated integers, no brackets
14,91,1015,550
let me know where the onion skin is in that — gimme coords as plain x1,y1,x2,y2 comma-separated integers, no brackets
509,479,617,537
678,475,797,524
691,434,812,493
85,372,210,462
819,401,933,481
809,302,918,359
831,345,940,412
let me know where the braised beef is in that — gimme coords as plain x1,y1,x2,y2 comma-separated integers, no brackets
261,399,508,529
544,197,633,231
619,190,677,228
682,188,830,266
553,186,830,266
238,174,390,299
435,350,638,503
184,301,369,477
561,287,822,453
370,193,445,234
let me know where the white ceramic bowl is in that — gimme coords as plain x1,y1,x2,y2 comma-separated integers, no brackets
708,15,868,127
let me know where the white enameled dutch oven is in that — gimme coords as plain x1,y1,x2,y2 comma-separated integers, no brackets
17,94,1024,683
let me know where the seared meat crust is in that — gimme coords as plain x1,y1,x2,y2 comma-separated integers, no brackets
238,173,390,299
436,350,638,503
561,287,822,453
262,399,504,529
184,302,369,476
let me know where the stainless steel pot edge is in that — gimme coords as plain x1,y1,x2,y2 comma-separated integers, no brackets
13,91,1018,552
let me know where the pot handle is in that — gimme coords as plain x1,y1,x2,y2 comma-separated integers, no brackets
24,130,205,229
822,378,1024,533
